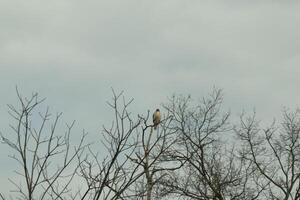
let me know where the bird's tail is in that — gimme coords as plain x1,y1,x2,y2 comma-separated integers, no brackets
154,125,157,130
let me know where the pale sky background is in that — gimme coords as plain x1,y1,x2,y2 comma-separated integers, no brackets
1,0,300,194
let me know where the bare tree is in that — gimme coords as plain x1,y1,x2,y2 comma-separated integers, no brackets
236,109,300,200
0,89,87,200
128,109,184,200
77,90,145,200
4,88,300,200
79,89,184,200
0,89,183,200
159,89,262,200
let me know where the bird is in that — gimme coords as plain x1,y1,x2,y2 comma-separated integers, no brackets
153,109,161,130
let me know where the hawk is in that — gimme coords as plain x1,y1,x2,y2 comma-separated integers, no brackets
153,109,161,130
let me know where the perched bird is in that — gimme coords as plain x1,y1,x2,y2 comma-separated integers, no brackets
153,109,161,130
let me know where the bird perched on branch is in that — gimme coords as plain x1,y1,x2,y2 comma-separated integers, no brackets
153,109,161,130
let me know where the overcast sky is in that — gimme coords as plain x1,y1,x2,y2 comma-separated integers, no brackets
1,0,300,193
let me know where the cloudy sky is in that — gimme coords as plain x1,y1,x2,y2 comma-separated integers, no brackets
1,0,300,193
